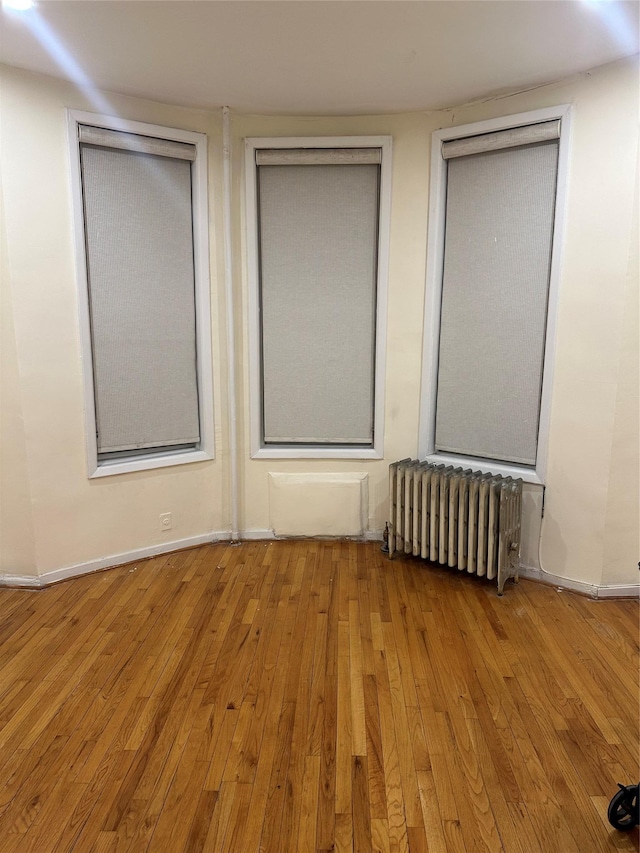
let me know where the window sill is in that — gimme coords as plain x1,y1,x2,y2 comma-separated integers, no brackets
89,448,213,478
251,446,383,461
424,452,544,485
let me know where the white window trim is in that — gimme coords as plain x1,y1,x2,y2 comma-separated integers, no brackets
245,135,392,460
67,109,214,478
418,105,571,485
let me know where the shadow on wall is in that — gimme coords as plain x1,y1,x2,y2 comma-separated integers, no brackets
519,483,567,579
534,504,569,579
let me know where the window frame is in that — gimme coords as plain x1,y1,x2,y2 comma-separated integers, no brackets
67,109,214,478
245,135,392,460
418,105,571,485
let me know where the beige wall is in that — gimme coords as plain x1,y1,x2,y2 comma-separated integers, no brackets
0,66,228,577
1,56,638,588
232,111,431,539
603,161,639,586
234,57,639,589
1,179,37,576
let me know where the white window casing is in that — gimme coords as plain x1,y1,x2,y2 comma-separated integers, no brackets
245,136,392,460
418,106,571,485
68,110,214,477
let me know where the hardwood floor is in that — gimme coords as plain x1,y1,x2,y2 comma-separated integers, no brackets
0,540,638,852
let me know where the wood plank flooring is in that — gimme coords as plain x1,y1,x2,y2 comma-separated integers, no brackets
0,540,638,852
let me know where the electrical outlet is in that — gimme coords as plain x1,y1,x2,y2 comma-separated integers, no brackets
159,512,172,532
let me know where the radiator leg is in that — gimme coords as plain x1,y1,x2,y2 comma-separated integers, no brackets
497,573,512,595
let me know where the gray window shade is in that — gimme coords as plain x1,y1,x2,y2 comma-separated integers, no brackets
80,144,200,454
258,162,380,444
441,120,559,159
256,148,382,166
435,139,559,465
78,125,196,160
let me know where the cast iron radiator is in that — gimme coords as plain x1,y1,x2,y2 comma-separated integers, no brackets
388,459,523,595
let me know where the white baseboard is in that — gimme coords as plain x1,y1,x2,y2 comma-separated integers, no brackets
364,529,384,542
237,529,385,542
518,564,599,597
0,532,222,589
595,584,640,599
3,541,634,596
240,529,276,540
519,564,640,599
0,574,41,589
0,528,385,589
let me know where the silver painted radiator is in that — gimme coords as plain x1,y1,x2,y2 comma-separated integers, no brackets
388,459,522,595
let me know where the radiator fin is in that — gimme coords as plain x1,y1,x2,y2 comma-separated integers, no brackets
388,460,522,595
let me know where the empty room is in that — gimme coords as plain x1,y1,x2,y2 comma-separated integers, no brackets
1,1,638,851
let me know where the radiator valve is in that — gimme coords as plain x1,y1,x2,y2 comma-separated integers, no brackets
381,522,390,554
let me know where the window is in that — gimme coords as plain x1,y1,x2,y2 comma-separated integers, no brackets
68,112,213,477
245,137,391,459
419,107,570,484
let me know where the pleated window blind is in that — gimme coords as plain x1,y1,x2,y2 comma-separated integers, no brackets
256,150,381,446
434,124,559,465
79,129,201,457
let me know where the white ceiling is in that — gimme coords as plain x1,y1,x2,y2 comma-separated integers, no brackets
1,1,638,115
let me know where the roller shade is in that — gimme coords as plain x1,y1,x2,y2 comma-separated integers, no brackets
442,120,560,159
80,142,200,454
435,139,559,465
258,161,380,445
256,147,381,166
79,125,196,161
